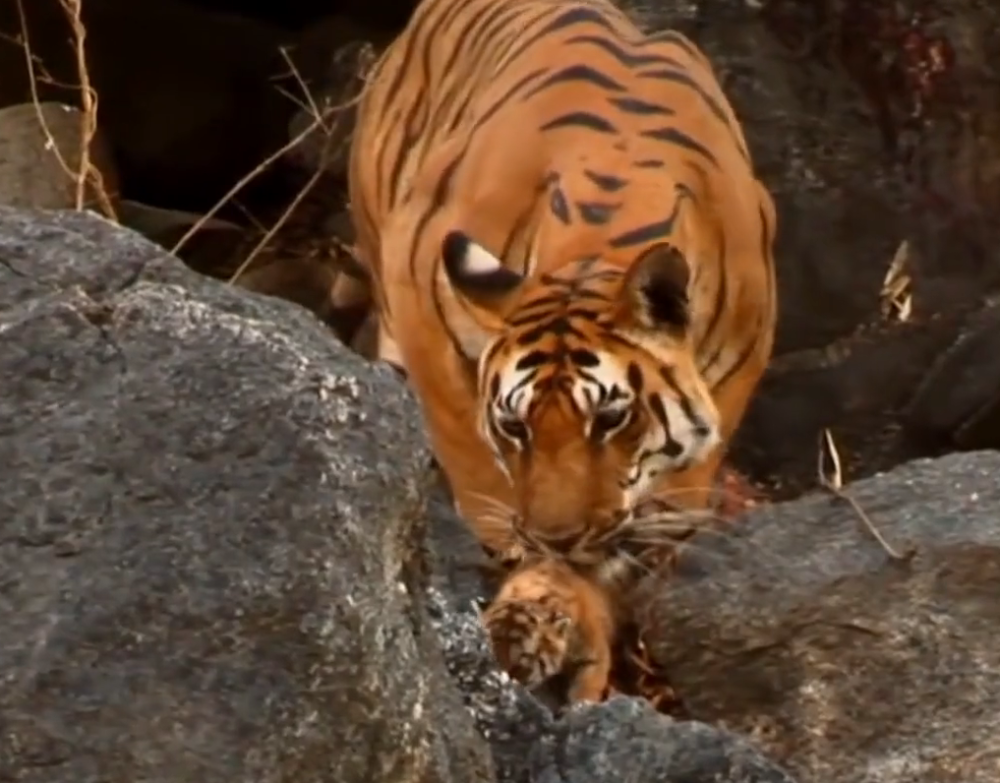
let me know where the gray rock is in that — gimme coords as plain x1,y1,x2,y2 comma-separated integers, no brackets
0,206,795,783
0,207,495,782
424,489,798,783
905,297,1000,450
531,697,798,783
636,450,1000,783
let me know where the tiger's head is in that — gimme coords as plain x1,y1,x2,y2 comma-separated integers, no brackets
439,230,722,551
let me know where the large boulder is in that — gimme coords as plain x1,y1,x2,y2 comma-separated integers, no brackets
0,206,797,783
636,449,1000,783
0,206,494,782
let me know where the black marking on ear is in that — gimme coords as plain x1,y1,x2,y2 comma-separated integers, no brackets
627,244,691,331
442,231,523,296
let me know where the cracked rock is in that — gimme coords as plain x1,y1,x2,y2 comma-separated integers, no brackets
636,450,1000,783
0,207,493,783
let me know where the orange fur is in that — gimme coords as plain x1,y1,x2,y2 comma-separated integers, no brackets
345,0,778,555
482,558,617,703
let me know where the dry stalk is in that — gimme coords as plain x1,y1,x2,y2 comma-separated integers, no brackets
817,428,915,562
173,44,374,280
14,0,117,220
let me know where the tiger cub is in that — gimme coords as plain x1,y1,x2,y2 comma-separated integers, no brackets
481,558,618,704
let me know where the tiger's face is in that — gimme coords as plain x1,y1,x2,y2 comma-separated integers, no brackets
440,230,721,549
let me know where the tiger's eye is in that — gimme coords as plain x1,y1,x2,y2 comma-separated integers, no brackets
498,417,529,442
592,408,630,437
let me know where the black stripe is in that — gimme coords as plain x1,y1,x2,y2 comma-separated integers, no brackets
517,350,552,370
639,68,746,159
499,204,538,275
472,67,549,132
609,95,674,116
585,169,628,191
516,318,591,345
431,252,479,384
550,187,572,225
540,112,618,134
381,0,447,105
570,349,601,368
433,0,496,83
576,201,619,225
453,2,530,83
641,126,719,167
646,30,707,65
695,232,728,363
494,6,618,75
607,186,692,249
712,332,758,391
634,159,664,169
565,33,675,68
627,362,643,393
387,96,427,209
521,65,627,101
428,1,522,138
661,366,699,425
408,155,461,282
490,7,558,75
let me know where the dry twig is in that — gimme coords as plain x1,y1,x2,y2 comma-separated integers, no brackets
173,44,375,281
880,240,914,323
817,428,915,562
14,0,117,219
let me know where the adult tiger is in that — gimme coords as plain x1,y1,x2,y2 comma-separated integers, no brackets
340,0,778,557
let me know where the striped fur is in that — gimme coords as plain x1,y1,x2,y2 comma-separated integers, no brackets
342,0,778,556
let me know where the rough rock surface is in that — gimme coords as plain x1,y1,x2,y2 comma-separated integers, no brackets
636,450,1000,783
0,206,494,783
0,206,797,783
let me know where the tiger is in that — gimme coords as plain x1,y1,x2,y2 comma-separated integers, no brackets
340,0,778,559
481,557,618,704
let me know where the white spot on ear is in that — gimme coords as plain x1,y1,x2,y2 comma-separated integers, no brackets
461,240,504,275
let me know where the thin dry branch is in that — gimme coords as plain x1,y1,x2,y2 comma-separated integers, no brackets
14,0,116,220
172,45,370,273
817,428,916,562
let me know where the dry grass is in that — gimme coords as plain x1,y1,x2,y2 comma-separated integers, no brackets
13,0,377,283
13,0,117,220
818,427,915,562
170,44,377,286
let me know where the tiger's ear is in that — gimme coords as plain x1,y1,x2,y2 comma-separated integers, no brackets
440,230,523,360
618,242,690,333
442,231,524,302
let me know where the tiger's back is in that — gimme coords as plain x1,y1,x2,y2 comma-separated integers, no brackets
345,0,777,555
